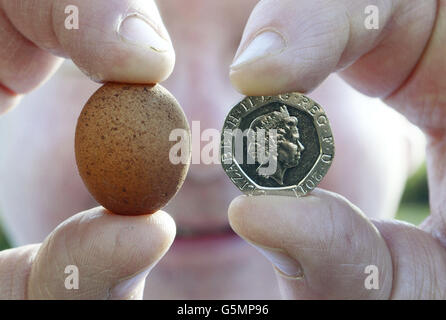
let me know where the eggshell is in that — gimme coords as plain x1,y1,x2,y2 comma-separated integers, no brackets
75,83,190,215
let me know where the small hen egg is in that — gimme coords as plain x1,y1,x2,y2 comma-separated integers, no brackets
75,83,191,215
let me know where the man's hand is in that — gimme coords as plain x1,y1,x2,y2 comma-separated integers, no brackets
0,0,174,114
228,0,446,299
0,0,177,299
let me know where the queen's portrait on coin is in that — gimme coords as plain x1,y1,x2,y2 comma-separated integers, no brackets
247,105,305,185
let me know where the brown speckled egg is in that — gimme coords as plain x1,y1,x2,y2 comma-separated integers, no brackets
75,83,191,215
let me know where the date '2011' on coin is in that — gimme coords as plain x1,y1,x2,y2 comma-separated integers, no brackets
220,93,334,197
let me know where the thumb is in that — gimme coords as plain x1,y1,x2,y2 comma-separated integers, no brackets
228,189,393,299
229,0,436,96
0,0,174,113
27,207,175,300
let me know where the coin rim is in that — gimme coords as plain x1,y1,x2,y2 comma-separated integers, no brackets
220,93,335,197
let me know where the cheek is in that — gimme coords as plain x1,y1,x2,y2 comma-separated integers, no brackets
278,148,289,161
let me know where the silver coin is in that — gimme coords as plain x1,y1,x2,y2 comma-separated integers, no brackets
220,93,334,197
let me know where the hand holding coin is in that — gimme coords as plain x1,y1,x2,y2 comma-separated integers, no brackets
227,0,445,300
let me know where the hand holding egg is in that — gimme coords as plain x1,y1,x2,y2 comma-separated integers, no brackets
75,83,191,215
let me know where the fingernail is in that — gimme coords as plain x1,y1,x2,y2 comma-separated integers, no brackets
110,264,155,299
231,29,287,70
248,241,303,278
118,13,171,52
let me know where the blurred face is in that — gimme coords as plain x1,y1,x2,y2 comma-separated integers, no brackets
0,0,412,299
158,0,255,236
147,1,284,298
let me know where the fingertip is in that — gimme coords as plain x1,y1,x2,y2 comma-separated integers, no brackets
52,0,176,84
85,208,178,274
228,195,296,247
114,12,176,83
229,28,293,95
144,210,177,251
97,208,177,262
76,44,176,84
228,0,352,96
228,195,259,233
71,37,175,85
229,196,271,239
228,195,248,219
76,207,177,257
229,60,295,96
227,190,354,246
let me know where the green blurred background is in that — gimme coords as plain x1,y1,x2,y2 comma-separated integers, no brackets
395,163,430,225
0,216,9,251
0,164,429,251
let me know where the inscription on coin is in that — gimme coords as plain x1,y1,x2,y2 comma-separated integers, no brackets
220,93,334,197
